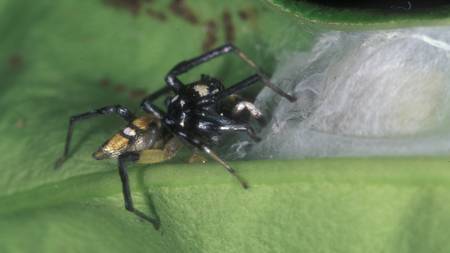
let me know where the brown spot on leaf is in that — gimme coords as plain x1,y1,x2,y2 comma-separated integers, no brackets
100,78,111,87
146,8,167,21
8,54,23,71
129,88,147,100
99,78,145,99
222,10,235,43
238,7,257,21
202,20,218,52
15,118,25,129
238,10,249,20
114,83,127,93
169,0,199,24
105,0,142,15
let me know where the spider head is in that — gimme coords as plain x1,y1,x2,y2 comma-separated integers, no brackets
166,75,225,118
185,74,224,99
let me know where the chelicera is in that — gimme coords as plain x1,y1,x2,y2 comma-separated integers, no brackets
55,43,295,227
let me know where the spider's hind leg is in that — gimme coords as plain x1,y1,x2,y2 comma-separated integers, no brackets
137,137,183,164
118,152,160,229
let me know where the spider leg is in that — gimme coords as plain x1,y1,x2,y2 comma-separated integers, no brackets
216,74,260,100
140,85,173,119
118,152,160,229
141,83,174,119
137,137,183,164
202,145,249,189
231,45,297,102
231,100,266,126
197,74,260,106
165,45,235,92
165,43,296,102
196,112,261,142
176,131,249,189
141,86,171,103
217,124,261,142
54,105,136,169
216,75,267,125
141,97,165,119
188,151,207,164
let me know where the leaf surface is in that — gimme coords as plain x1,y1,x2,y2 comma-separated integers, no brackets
1,0,449,252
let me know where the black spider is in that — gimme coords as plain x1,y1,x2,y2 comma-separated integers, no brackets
55,43,295,227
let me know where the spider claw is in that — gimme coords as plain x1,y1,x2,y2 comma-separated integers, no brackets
234,172,249,189
131,209,160,230
256,116,267,126
54,156,66,170
252,135,262,142
152,220,161,230
241,180,249,189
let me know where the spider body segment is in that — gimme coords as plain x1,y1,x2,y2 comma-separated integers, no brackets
92,114,168,161
55,43,295,227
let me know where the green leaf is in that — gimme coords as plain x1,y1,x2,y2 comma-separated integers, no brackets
267,0,450,29
1,0,450,253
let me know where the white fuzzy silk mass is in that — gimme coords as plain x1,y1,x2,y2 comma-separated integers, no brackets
237,27,450,159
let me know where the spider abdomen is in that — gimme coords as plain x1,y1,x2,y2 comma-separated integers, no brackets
93,115,165,160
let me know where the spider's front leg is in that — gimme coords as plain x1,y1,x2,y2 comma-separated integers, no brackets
165,43,296,102
175,130,249,189
54,105,136,169
118,152,160,229
196,113,261,142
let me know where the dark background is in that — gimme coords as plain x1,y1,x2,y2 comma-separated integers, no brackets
304,0,450,11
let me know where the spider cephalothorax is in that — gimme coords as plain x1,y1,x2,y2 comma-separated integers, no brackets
163,74,262,146
55,43,295,228
183,74,225,100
